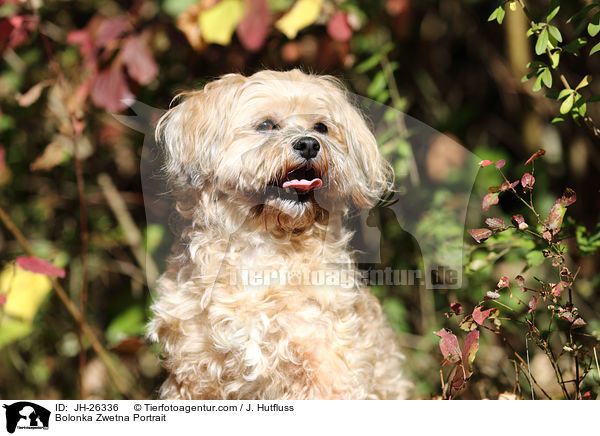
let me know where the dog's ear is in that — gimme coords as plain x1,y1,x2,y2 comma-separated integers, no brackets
156,74,245,188
335,89,394,208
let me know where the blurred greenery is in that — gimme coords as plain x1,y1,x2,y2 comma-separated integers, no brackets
0,0,599,399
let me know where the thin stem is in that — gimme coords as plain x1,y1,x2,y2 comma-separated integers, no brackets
0,205,138,399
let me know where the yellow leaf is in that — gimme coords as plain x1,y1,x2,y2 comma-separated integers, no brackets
1,265,52,322
275,0,323,39
199,0,245,45
509,1,517,11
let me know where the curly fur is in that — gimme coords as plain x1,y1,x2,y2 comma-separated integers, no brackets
147,70,411,399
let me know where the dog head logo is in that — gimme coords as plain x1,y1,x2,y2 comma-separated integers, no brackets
3,402,50,433
117,71,479,290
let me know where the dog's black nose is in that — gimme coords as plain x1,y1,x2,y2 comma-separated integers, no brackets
292,137,320,160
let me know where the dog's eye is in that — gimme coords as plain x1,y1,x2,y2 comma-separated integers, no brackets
313,122,328,134
257,119,279,131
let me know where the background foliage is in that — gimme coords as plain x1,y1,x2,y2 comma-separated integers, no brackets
0,0,599,399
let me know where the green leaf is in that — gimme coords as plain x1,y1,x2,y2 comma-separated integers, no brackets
551,115,565,124
0,318,33,349
367,71,387,99
547,25,562,43
106,306,146,345
558,88,572,100
590,41,600,55
577,102,587,116
532,74,543,92
526,250,545,267
541,68,552,88
547,0,560,22
560,93,574,114
162,0,198,17
550,51,560,68
536,27,549,55
488,6,505,24
588,12,600,37
563,38,587,55
355,53,382,73
575,75,591,90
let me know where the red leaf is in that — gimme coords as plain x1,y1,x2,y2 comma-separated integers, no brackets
551,281,568,297
485,217,506,229
511,214,528,230
90,64,134,112
495,159,505,169
546,201,566,232
525,149,545,165
327,12,353,42
237,0,270,51
121,36,158,86
497,276,509,288
96,17,131,48
0,293,6,307
16,256,65,278
450,302,462,315
571,318,587,330
521,172,535,189
478,159,494,167
482,192,499,211
559,188,576,207
516,275,525,287
434,328,461,364
528,296,539,313
500,180,519,192
462,330,480,367
472,305,492,325
468,228,492,243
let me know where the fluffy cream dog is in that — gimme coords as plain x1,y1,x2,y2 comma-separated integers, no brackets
148,69,410,399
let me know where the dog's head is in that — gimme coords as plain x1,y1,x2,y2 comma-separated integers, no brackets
157,70,392,230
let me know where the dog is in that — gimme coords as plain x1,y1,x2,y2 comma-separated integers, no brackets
147,69,410,399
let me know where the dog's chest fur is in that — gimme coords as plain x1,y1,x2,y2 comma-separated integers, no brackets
149,222,409,399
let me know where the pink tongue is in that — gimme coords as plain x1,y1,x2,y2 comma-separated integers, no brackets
282,178,323,192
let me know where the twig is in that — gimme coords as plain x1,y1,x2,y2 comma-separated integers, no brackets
97,173,159,286
0,205,139,399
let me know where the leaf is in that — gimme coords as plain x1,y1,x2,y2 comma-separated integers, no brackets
571,318,588,330
450,303,462,315
327,11,352,42
541,68,552,88
482,192,499,211
29,137,69,172
495,159,505,169
17,80,52,107
468,228,492,244
546,1,560,22
200,0,245,45
488,6,505,24
106,306,146,345
547,25,562,43
0,318,33,349
478,159,494,167
96,17,131,48
532,74,543,92
550,50,560,68
497,276,509,288
1,265,52,322
563,37,587,55
551,281,568,296
528,295,539,313
525,149,545,165
472,305,492,325
560,93,574,114
521,172,535,188
485,291,500,300
433,329,461,364
588,12,600,37
121,36,158,85
462,330,480,366
485,217,506,229
575,75,591,90
590,42,600,56
516,275,525,287
90,64,134,112
551,115,565,124
546,201,566,232
559,187,576,206
535,27,549,55
237,0,270,51
16,256,65,278
275,0,323,39
512,214,528,230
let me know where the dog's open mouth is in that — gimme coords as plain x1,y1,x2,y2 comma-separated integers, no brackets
280,165,323,193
